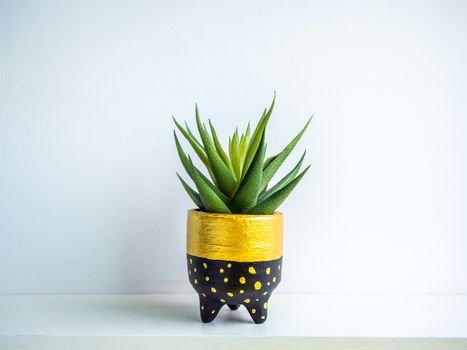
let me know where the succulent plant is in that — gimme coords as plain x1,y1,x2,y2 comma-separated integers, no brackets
173,94,311,215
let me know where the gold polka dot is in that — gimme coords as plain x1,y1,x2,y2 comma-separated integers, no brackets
189,270,191,275
227,263,232,268
205,276,210,281
255,298,259,302
202,293,206,297
211,287,216,293
248,266,256,274
203,263,207,268
251,308,256,314
220,299,225,303
261,316,265,320
264,302,268,309
272,277,277,283
211,310,215,314
189,258,193,264
223,277,228,283
254,281,262,290
227,292,234,297
201,306,204,310
267,282,271,286
220,268,224,273
194,268,197,272
266,267,271,275
194,279,198,284
263,291,268,295
239,290,244,294
278,265,281,270
243,298,251,303
239,276,246,284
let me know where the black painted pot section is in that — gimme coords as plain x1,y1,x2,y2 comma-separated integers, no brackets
187,254,282,323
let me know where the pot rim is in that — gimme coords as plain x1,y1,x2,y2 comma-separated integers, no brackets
187,209,283,219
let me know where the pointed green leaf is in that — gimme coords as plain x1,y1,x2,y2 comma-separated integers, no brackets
245,122,251,140
241,93,275,179
209,120,234,175
174,132,228,203
195,106,238,197
176,172,204,209
239,133,246,153
184,121,204,150
231,132,266,212
263,154,277,170
238,122,250,167
189,160,229,203
259,150,306,202
190,160,232,213
246,165,310,214
174,131,194,176
229,129,241,181
260,116,312,192
172,116,210,170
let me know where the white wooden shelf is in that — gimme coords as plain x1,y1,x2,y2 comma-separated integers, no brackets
1,294,467,349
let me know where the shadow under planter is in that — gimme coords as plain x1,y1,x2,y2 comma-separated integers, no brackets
186,210,283,324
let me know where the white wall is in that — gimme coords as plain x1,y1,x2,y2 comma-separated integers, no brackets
1,0,466,294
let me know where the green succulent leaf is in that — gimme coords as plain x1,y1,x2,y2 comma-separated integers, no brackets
189,159,232,213
246,165,310,215
259,150,306,202
173,95,312,215
209,120,234,175
241,93,275,179
172,116,210,171
238,122,251,167
184,121,204,150
230,131,266,212
229,129,241,181
190,161,229,204
263,154,277,170
174,132,229,203
260,116,312,192
176,172,204,209
195,106,238,197
173,131,193,176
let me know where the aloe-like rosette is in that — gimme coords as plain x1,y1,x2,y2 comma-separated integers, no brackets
173,93,311,215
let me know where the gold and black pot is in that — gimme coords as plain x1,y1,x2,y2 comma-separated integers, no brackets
186,209,283,324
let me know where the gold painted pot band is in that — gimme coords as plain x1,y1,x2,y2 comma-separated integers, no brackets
186,210,283,262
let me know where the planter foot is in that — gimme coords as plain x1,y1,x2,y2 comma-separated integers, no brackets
246,300,269,324
227,304,240,311
199,296,223,323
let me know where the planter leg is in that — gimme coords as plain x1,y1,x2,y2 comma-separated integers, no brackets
227,304,240,311
199,296,223,323
246,299,269,324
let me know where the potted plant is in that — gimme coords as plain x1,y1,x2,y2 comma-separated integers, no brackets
173,94,311,323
